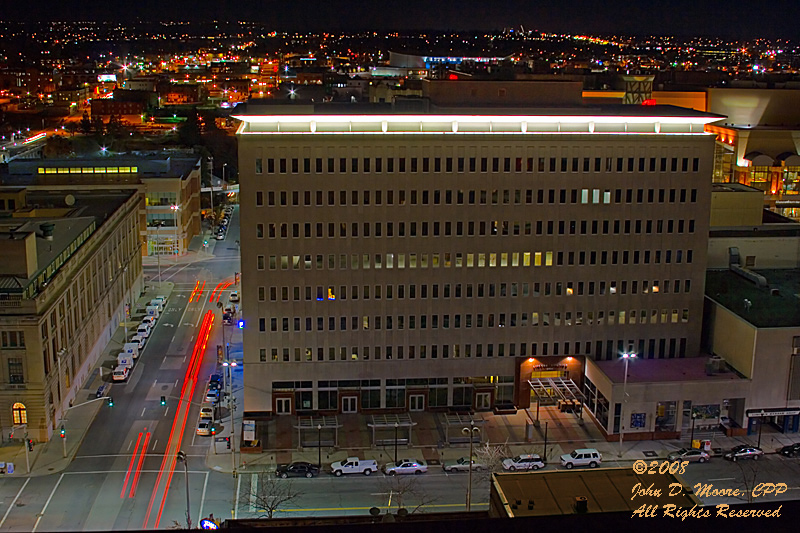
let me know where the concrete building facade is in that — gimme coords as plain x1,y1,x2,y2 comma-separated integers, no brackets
236,101,720,417
0,189,142,442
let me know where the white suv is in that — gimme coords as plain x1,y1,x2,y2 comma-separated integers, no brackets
502,454,545,471
560,448,602,469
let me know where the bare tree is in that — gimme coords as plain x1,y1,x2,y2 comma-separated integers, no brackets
473,439,512,481
376,475,439,514
240,472,303,518
731,459,760,504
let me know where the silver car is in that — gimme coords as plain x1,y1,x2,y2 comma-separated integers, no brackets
383,459,428,475
442,457,486,472
667,448,710,463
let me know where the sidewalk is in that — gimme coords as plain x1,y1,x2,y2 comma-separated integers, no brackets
0,283,175,477
204,401,797,474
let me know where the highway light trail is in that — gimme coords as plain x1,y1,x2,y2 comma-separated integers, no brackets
209,281,224,303
142,310,214,529
189,280,206,303
188,281,200,302
129,431,151,497
120,432,143,498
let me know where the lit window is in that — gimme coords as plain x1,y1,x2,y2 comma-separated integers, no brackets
12,402,26,424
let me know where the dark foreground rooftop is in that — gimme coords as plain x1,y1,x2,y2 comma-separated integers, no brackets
706,269,800,328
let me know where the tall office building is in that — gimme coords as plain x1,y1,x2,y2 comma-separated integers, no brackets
237,85,720,416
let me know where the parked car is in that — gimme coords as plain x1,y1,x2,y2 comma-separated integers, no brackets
724,445,763,461
199,405,214,419
560,448,602,469
209,373,223,390
130,335,146,349
442,457,486,472
667,448,711,463
215,233,225,241
502,454,545,471
779,443,800,458
141,316,156,327
276,461,320,479
205,386,220,403
330,457,378,476
196,417,213,436
229,290,240,303
383,458,428,475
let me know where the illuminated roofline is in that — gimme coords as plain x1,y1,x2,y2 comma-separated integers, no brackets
234,114,718,126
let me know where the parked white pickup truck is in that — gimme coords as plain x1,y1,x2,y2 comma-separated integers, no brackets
330,457,378,477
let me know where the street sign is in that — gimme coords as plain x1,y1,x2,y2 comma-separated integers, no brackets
630,413,646,429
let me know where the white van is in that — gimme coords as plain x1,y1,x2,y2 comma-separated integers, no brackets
148,299,164,311
145,306,160,319
136,323,151,338
130,335,146,349
122,342,140,359
112,365,130,381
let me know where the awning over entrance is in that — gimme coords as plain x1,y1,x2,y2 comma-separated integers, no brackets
528,377,586,421
294,415,341,447
441,413,485,445
366,414,417,447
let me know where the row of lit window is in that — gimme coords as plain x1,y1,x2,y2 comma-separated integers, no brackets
259,308,690,334
260,279,692,302
258,218,697,239
255,187,699,208
257,249,694,271
258,337,690,362
255,155,701,176
38,166,139,174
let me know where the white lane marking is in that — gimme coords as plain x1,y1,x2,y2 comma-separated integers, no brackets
164,406,170,417
141,407,146,417
175,379,179,387
235,474,242,519
197,471,209,524
0,477,29,529
249,473,258,512
32,473,63,532
152,439,158,451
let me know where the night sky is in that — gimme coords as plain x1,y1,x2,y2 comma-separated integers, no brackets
11,0,800,39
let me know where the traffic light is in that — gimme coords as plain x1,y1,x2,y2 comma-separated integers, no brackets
211,426,216,436
226,437,231,449
107,397,114,407
60,425,65,439
27,439,34,451
160,396,166,406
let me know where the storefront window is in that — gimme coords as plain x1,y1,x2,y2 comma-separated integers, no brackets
748,167,771,192
783,168,800,194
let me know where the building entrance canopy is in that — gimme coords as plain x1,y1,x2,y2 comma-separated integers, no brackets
528,377,585,420
294,415,341,447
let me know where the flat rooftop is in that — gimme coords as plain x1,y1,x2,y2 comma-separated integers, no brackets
493,467,700,517
706,269,800,328
594,356,744,385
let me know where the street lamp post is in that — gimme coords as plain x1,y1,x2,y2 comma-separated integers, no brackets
224,359,238,477
618,349,636,458
394,422,399,464
462,421,481,512
690,412,698,446
317,424,322,467
757,416,764,448
177,451,192,530
154,221,163,287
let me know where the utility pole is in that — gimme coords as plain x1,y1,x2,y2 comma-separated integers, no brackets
177,451,191,530
462,421,480,512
